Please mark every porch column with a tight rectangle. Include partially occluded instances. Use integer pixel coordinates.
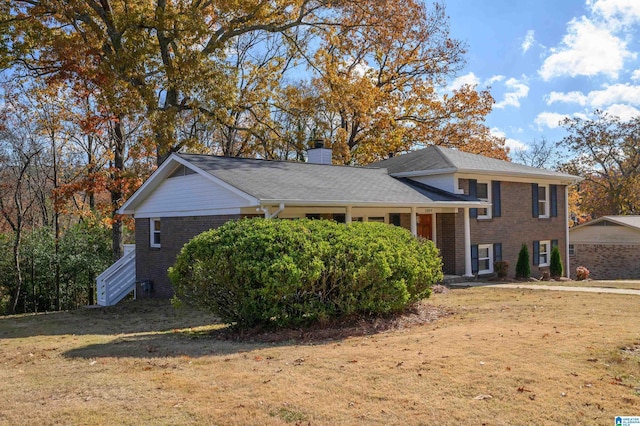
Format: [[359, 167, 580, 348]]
[[431, 213, 437, 246], [345, 206, 352, 224], [410, 207, 417, 236], [464, 207, 473, 277]]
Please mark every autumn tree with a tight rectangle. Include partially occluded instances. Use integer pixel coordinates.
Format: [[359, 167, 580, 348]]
[[0, 121, 45, 313], [281, 1, 507, 164], [559, 111, 640, 218], [512, 137, 562, 169]]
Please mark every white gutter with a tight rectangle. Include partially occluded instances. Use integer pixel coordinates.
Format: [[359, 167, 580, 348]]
[[258, 199, 490, 209], [390, 168, 581, 185]]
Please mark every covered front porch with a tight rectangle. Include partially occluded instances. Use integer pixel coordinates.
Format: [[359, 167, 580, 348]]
[[248, 203, 482, 278]]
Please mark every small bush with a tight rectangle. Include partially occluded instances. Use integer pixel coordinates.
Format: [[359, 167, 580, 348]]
[[169, 218, 443, 329], [576, 266, 590, 281], [549, 245, 563, 277], [515, 243, 531, 279], [494, 260, 509, 278]]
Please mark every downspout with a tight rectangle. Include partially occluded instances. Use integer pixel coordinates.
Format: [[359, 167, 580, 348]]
[[565, 186, 570, 278], [463, 207, 473, 277], [261, 203, 285, 219]]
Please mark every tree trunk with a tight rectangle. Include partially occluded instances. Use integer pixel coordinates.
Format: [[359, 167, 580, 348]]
[[111, 117, 125, 261]]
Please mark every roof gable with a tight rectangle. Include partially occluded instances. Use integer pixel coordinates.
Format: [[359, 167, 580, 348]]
[[372, 145, 581, 183], [571, 215, 640, 232]]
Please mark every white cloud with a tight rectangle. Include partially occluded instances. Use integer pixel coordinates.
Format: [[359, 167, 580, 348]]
[[546, 84, 640, 107], [449, 72, 480, 91], [632, 69, 640, 81], [534, 112, 568, 129], [490, 127, 528, 151], [588, 83, 640, 106], [538, 16, 635, 80], [495, 78, 529, 109], [603, 103, 640, 120], [589, 0, 640, 27], [485, 75, 505, 85], [546, 91, 588, 106], [521, 30, 535, 54]]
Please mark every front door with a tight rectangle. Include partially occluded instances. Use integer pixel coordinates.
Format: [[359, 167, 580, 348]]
[[417, 214, 432, 240]]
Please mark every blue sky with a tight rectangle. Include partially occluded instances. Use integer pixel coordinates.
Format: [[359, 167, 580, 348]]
[[444, 0, 640, 156]]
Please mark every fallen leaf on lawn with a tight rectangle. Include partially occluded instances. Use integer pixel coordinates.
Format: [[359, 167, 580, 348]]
[[474, 394, 492, 400], [517, 386, 532, 393]]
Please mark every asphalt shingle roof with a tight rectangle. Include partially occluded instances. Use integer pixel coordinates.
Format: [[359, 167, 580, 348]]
[[372, 145, 579, 181], [177, 153, 459, 205]]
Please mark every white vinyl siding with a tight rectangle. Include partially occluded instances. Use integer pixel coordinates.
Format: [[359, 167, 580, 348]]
[[409, 174, 456, 194], [135, 174, 251, 217]]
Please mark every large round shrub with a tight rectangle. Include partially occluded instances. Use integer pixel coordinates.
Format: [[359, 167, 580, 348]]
[[168, 218, 443, 328]]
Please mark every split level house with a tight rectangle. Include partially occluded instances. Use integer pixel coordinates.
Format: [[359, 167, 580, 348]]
[[96, 144, 581, 306]]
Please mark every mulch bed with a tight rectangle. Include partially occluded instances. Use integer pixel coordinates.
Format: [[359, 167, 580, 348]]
[[208, 301, 456, 344]]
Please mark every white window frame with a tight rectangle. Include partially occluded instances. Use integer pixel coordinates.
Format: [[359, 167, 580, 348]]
[[569, 244, 575, 256], [478, 243, 494, 274], [539, 240, 550, 267], [150, 218, 161, 248], [538, 184, 549, 218], [476, 180, 492, 219]]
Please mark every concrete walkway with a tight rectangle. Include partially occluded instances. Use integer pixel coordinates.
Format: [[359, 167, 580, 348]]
[[449, 282, 640, 296]]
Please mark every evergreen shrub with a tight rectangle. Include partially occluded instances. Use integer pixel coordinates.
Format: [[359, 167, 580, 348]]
[[515, 243, 531, 279], [549, 245, 563, 277], [169, 218, 443, 328]]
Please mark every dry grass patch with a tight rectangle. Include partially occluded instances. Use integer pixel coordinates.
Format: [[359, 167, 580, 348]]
[[1, 289, 639, 425]]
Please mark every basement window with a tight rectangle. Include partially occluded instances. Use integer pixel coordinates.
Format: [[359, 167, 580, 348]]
[[150, 218, 161, 248]]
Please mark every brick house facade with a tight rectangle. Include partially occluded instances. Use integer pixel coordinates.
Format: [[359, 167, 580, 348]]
[[107, 145, 579, 303], [447, 180, 567, 276], [136, 215, 245, 298]]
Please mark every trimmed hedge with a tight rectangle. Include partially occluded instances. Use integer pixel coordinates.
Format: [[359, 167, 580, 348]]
[[169, 218, 443, 328]]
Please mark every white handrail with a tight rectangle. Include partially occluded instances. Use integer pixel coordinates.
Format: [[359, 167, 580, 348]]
[[96, 248, 136, 306]]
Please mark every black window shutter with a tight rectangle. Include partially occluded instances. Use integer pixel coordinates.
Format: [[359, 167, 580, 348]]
[[533, 241, 540, 266], [494, 243, 502, 262], [552, 239, 558, 248], [550, 185, 558, 217], [532, 183, 539, 218], [492, 181, 501, 217], [471, 244, 479, 273], [469, 179, 478, 218]]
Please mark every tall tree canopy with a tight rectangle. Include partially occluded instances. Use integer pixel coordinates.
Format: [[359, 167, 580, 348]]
[[560, 110, 640, 220], [2, 0, 506, 164]]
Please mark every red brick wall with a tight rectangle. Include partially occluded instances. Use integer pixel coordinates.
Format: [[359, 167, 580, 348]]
[[135, 215, 247, 298], [570, 244, 640, 279], [452, 180, 568, 278]]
